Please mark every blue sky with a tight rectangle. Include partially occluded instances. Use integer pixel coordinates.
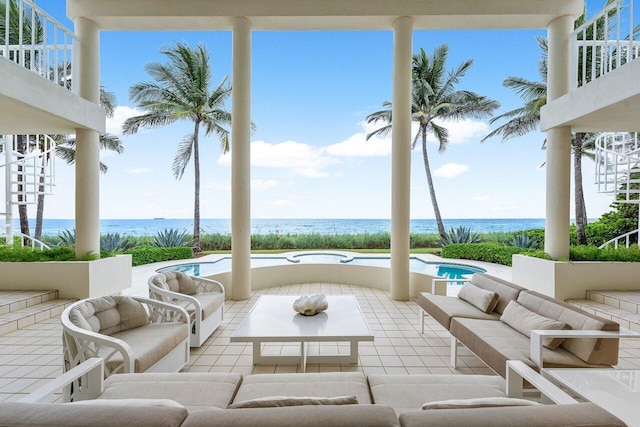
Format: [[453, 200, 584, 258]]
[[39, 0, 617, 220]]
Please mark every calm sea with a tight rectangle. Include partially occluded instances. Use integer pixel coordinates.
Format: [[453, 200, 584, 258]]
[[17, 218, 546, 237]]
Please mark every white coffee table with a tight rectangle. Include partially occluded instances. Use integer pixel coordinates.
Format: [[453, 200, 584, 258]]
[[230, 295, 374, 372], [543, 368, 640, 427]]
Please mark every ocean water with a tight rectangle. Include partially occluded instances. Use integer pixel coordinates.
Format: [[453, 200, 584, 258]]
[[17, 218, 546, 237]]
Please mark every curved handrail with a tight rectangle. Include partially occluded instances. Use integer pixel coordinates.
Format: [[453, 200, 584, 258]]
[[599, 229, 640, 249]]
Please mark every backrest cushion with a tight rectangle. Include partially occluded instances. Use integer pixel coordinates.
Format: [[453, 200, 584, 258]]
[[161, 271, 198, 295], [69, 296, 149, 336], [500, 301, 570, 349], [469, 273, 525, 314], [517, 290, 619, 365], [457, 283, 499, 314]]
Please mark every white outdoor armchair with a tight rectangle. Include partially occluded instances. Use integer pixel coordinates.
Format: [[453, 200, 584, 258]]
[[61, 295, 190, 380], [149, 271, 225, 347]]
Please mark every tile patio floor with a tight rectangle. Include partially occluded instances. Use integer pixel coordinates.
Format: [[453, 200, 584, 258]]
[[2, 256, 640, 403]]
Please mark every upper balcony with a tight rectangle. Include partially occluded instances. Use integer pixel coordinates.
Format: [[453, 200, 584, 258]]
[[541, 0, 640, 132], [0, 0, 104, 135]]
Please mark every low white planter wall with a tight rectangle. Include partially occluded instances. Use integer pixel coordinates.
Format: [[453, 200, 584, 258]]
[[512, 254, 640, 301], [0, 255, 132, 299], [207, 263, 437, 299]]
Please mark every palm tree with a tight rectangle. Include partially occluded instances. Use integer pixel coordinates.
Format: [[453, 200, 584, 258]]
[[366, 45, 499, 239], [123, 42, 232, 253]]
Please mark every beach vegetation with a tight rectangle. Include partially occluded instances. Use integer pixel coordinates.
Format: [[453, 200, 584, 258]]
[[100, 233, 133, 253], [441, 226, 481, 247], [125, 245, 193, 266], [366, 45, 499, 239], [123, 42, 233, 254], [153, 228, 191, 247], [507, 233, 540, 249], [57, 228, 76, 245], [441, 243, 530, 266], [0, 246, 101, 262]]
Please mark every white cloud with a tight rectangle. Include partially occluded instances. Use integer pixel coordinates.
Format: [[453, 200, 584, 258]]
[[472, 195, 490, 201], [106, 106, 143, 136], [126, 167, 152, 174], [434, 163, 469, 179], [326, 121, 392, 157], [492, 205, 520, 212], [218, 140, 339, 178], [433, 118, 490, 145], [251, 179, 278, 190]]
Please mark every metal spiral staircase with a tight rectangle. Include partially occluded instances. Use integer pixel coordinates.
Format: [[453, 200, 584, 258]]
[[0, 134, 55, 249], [594, 132, 640, 248]]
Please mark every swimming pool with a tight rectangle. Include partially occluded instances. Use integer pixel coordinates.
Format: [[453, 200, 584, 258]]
[[158, 253, 485, 280]]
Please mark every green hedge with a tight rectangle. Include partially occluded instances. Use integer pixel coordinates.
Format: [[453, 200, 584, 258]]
[[0, 246, 102, 262], [440, 243, 531, 266], [125, 246, 193, 266], [569, 245, 640, 262]]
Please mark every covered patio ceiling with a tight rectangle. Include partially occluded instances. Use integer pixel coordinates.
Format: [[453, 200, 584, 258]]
[[67, 0, 584, 31]]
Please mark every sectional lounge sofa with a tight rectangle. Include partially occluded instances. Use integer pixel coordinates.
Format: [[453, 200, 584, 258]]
[[419, 273, 621, 377], [0, 358, 626, 427]]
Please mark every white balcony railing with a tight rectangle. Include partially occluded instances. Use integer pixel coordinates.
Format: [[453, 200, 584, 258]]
[[571, 0, 638, 88], [1, 0, 76, 89]]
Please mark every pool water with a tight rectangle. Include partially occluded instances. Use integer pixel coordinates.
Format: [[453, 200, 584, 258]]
[[159, 254, 485, 280]]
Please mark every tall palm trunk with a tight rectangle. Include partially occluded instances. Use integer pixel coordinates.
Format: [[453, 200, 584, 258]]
[[193, 120, 201, 253], [421, 129, 446, 239], [16, 135, 30, 245], [574, 132, 588, 245]]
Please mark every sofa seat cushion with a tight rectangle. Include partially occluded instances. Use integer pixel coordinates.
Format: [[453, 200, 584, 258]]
[[181, 405, 401, 427], [368, 374, 505, 414], [100, 372, 242, 411], [398, 403, 626, 427], [419, 293, 500, 330], [103, 323, 188, 373], [177, 292, 224, 319], [0, 401, 188, 427], [517, 290, 619, 365], [233, 372, 372, 405], [450, 318, 604, 378]]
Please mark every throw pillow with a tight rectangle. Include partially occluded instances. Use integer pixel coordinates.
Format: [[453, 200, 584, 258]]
[[228, 395, 358, 409], [70, 398, 184, 408], [420, 397, 542, 410], [457, 283, 499, 313], [500, 301, 571, 349]]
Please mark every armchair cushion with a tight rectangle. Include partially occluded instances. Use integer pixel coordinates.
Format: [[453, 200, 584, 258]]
[[69, 296, 150, 336], [177, 293, 225, 319], [159, 271, 198, 295], [105, 323, 189, 373]]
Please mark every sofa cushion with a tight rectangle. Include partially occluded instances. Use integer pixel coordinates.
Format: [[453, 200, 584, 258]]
[[517, 290, 619, 365], [420, 397, 541, 410], [177, 292, 225, 319], [182, 405, 401, 427], [102, 323, 188, 373], [418, 293, 500, 330], [500, 301, 570, 349], [469, 273, 525, 314], [458, 283, 499, 313], [450, 318, 604, 377], [398, 403, 626, 427], [233, 372, 372, 405], [0, 402, 188, 427], [101, 372, 242, 411], [69, 296, 149, 336], [228, 395, 358, 409], [70, 398, 184, 408], [368, 374, 505, 414]]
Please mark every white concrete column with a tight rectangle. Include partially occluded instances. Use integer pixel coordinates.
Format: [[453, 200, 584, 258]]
[[74, 18, 101, 258], [390, 16, 413, 301], [231, 17, 252, 300], [544, 15, 573, 259]]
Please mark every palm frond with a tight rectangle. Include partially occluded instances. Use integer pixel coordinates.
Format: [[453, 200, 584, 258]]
[[172, 134, 195, 179]]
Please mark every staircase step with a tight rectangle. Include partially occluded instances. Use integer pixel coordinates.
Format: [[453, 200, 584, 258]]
[[586, 290, 640, 314], [0, 291, 76, 336], [567, 298, 640, 333]]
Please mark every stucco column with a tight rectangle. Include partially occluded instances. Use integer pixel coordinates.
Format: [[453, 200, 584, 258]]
[[544, 15, 573, 259], [231, 17, 252, 300], [74, 18, 101, 258], [390, 16, 413, 301]]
